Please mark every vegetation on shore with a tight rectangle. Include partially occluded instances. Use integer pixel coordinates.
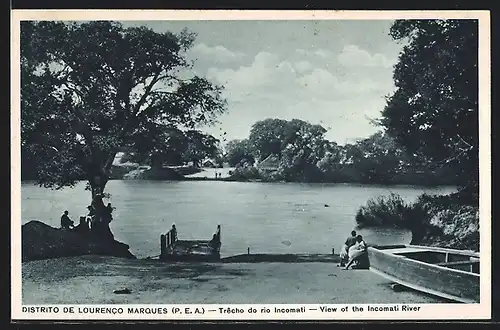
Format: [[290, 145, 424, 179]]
[[221, 128, 458, 186], [355, 193, 479, 251], [353, 19, 479, 250]]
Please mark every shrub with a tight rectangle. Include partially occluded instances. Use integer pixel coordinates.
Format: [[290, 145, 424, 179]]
[[355, 193, 413, 228], [355, 191, 479, 251], [228, 165, 261, 181]]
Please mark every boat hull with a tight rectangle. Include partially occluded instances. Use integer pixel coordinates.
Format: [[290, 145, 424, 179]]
[[368, 245, 480, 303]]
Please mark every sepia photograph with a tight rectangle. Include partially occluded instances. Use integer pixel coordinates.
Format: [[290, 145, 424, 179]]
[[12, 10, 490, 320]]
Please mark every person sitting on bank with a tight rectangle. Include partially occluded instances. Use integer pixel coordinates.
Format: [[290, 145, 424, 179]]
[[86, 205, 98, 231], [105, 203, 114, 223], [73, 216, 90, 234], [60, 210, 74, 230], [344, 235, 368, 270], [208, 234, 221, 252], [171, 224, 177, 243], [339, 230, 357, 267]]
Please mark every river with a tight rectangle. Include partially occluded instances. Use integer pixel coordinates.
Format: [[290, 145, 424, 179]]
[[20, 180, 455, 258]]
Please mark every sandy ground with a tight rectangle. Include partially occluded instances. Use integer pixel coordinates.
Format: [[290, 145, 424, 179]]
[[184, 167, 234, 179], [21, 256, 445, 304]]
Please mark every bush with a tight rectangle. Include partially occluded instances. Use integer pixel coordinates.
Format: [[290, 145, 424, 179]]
[[355, 193, 414, 228], [228, 165, 262, 181], [355, 191, 479, 251]]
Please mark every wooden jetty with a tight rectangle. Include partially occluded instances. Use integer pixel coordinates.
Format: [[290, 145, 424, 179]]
[[159, 224, 221, 262]]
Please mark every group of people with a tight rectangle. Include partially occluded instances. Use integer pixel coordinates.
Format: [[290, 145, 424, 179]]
[[60, 199, 115, 238], [339, 230, 368, 270]]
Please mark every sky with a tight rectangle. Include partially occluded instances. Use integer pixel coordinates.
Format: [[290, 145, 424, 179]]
[[120, 20, 405, 145]]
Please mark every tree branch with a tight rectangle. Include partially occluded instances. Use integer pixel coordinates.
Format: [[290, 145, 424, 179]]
[[131, 71, 163, 117]]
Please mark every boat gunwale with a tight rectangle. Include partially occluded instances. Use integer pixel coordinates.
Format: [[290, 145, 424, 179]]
[[369, 268, 478, 304], [368, 245, 480, 278]]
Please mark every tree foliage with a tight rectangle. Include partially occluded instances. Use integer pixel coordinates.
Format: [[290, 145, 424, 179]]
[[224, 139, 255, 166], [247, 118, 289, 161], [240, 117, 458, 185], [181, 130, 219, 167], [21, 21, 226, 196], [380, 19, 478, 191]]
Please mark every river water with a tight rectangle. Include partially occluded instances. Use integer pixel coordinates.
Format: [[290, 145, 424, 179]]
[[20, 180, 455, 258]]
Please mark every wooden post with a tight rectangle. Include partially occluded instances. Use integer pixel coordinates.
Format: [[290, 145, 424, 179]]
[[166, 232, 170, 247], [247, 247, 250, 255], [160, 234, 166, 260]]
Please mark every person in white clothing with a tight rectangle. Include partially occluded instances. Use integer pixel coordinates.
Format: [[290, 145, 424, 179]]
[[344, 235, 368, 270]]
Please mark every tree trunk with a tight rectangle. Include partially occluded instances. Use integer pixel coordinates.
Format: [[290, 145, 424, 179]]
[[89, 172, 114, 241]]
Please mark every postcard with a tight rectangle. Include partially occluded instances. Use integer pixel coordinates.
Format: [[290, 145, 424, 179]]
[[11, 9, 491, 321]]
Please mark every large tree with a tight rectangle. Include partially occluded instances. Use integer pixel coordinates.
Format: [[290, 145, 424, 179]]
[[380, 19, 478, 195], [21, 21, 226, 225], [180, 130, 219, 167], [247, 118, 288, 161], [224, 139, 255, 166]]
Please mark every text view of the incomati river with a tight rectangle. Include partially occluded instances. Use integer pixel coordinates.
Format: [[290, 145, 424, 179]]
[[21, 181, 456, 304]]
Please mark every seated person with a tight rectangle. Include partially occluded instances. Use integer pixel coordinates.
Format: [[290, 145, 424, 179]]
[[339, 230, 357, 267], [208, 234, 221, 252], [60, 210, 74, 229], [73, 216, 90, 234], [344, 235, 368, 270]]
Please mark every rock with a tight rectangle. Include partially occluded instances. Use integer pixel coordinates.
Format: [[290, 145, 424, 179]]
[[390, 283, 406, 292], [22, 220, 136, 262], [324, 204, 330, 207], [113, 288, 132, 294]]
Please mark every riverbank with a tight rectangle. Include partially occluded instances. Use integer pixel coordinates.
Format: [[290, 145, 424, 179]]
[[22, 255, 444, 304], [355, 192, 479, 252], [22, 220, 136, 262], [101, 162, 459, 187]]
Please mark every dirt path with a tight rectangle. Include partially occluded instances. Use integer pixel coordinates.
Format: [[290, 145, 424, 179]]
[[22, 256, 445, 304]]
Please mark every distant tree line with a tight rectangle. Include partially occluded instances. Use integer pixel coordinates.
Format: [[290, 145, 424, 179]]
[[223, 118, 460, 186]]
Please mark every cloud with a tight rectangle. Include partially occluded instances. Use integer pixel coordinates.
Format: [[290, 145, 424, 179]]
[[296, 48, 332, 59], [337, 45, 396, 68], [314, 49, 331, 58], [295, 46, 396, 68], [203, 51, 395, 143], [298, 68, 392, 95], [293, 60, 313, 74], [189, 43, 245, 62], [207, 51, 393, 104], [206, 51, 280, 93]]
